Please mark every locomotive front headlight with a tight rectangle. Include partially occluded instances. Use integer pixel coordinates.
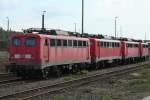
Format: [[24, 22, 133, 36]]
[[25, 54, 32, 59], [14, 54, 21, 58]]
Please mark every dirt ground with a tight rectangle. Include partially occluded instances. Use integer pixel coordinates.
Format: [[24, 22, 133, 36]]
[[50, 66, 150, 100], [1, 51, 150, 100], [0, 51, 8, 73]]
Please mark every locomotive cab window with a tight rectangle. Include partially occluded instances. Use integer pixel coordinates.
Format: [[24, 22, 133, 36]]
[[128, 44, 131, 48], [86, 42, 89, 46], [107, 42, 109, 48], [68, 40, 72, 47], [25, 37, 36, 46], [100, 42, 104, 47], [56, 39, 62, 46], [114, 42, 117, 48], [44, 39, 48, 46], [73, 40, 77, 47], [63, 40, 67, 47], [104, 42, 107, 48], [143, 44, 148, 48], [110, 42, 112, 48], [112, 43, 115, 48], [135, 44, 138, 47], [12, 37, 21, 46], [83, 41, 86, 47], [117, 43, 120, 47], [78, 41, 82, 47], [50, 39, 56, 47]]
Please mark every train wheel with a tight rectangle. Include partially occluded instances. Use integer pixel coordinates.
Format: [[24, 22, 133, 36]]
[[42, 69, 49, 79], [94, 63, 98, 70], [54, 66, 62, 77], [85, 63, 90, 70], [72, 64, 79, 73]]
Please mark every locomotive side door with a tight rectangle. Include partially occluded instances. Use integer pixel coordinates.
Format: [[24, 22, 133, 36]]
[[89, 38, 96, 64], [121, 42, 127, 59], [139, 43, 143, 57], [43, 38, 49, 62], [126, 43, 128, 56], [98, 41, 100, 59]]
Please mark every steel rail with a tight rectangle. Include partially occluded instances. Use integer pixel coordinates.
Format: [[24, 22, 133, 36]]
[[0, 77, 21, 85], [21, 62, 150, 100], [0, 73, 13, 78], [0, 61, 149, 100], [0, 80, 25, 88]]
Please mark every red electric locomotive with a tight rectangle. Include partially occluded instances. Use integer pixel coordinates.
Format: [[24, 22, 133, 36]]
[[90, 38, 122, 67], [9, 33, 91, 78], [140, 43, 149, 60], [122, 41, 149, 63], [122, 41, 140, 62]]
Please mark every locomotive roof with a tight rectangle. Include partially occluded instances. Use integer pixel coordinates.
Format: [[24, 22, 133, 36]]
[[10, 33, 146, 44], [141, 42, 148, 45], [124, 41, 140, 44], [94, 38, 121, 43], [39, 34, 89, 41], [10, 33, 89, 41]]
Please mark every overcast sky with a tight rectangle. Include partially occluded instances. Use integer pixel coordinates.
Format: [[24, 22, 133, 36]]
[[0, 0, 150, 39]]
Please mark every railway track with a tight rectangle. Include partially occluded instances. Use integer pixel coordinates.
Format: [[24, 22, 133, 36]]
[[0, 61, 149, 100], [0, 72, 21, 85], [0, 79, 24, 88], [0, 73, 23, 89], [0, 73, 13, 78], [0, 77, 21, 85]]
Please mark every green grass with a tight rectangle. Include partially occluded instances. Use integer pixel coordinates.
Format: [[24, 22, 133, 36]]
[[128, 68, 150, 93], [64, 75, 74, 81], [129, 79, 148, 86], [0, 58, 7, 64], [64, 70, 89, 81], [76, 69, 88, 76], [80, 70, 89, 75], [53, 96, 65, 100], [0, 57, 7, 63], [102, 95, 113, 100]]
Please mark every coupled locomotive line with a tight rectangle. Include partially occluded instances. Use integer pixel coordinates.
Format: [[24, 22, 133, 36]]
[[0, 61, 149, 100], [9, 33, 149, 80]]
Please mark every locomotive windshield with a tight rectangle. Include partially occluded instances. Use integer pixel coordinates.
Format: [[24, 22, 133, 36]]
[[12, 37, 21, 46], [25, 37, 36, 46]]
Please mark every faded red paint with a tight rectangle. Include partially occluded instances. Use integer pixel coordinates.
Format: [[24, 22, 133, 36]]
[[9, 33, 90, 66]]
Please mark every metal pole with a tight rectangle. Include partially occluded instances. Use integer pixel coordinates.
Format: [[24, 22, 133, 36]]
[[74, 23, 76, 33], [6, 17, 9, 31], [120, 26, 122, 37], [82, 0, 84, 34], [145, 33, 147, 41], [42, 11, 46, 30], [115, 17, 118, 38]]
